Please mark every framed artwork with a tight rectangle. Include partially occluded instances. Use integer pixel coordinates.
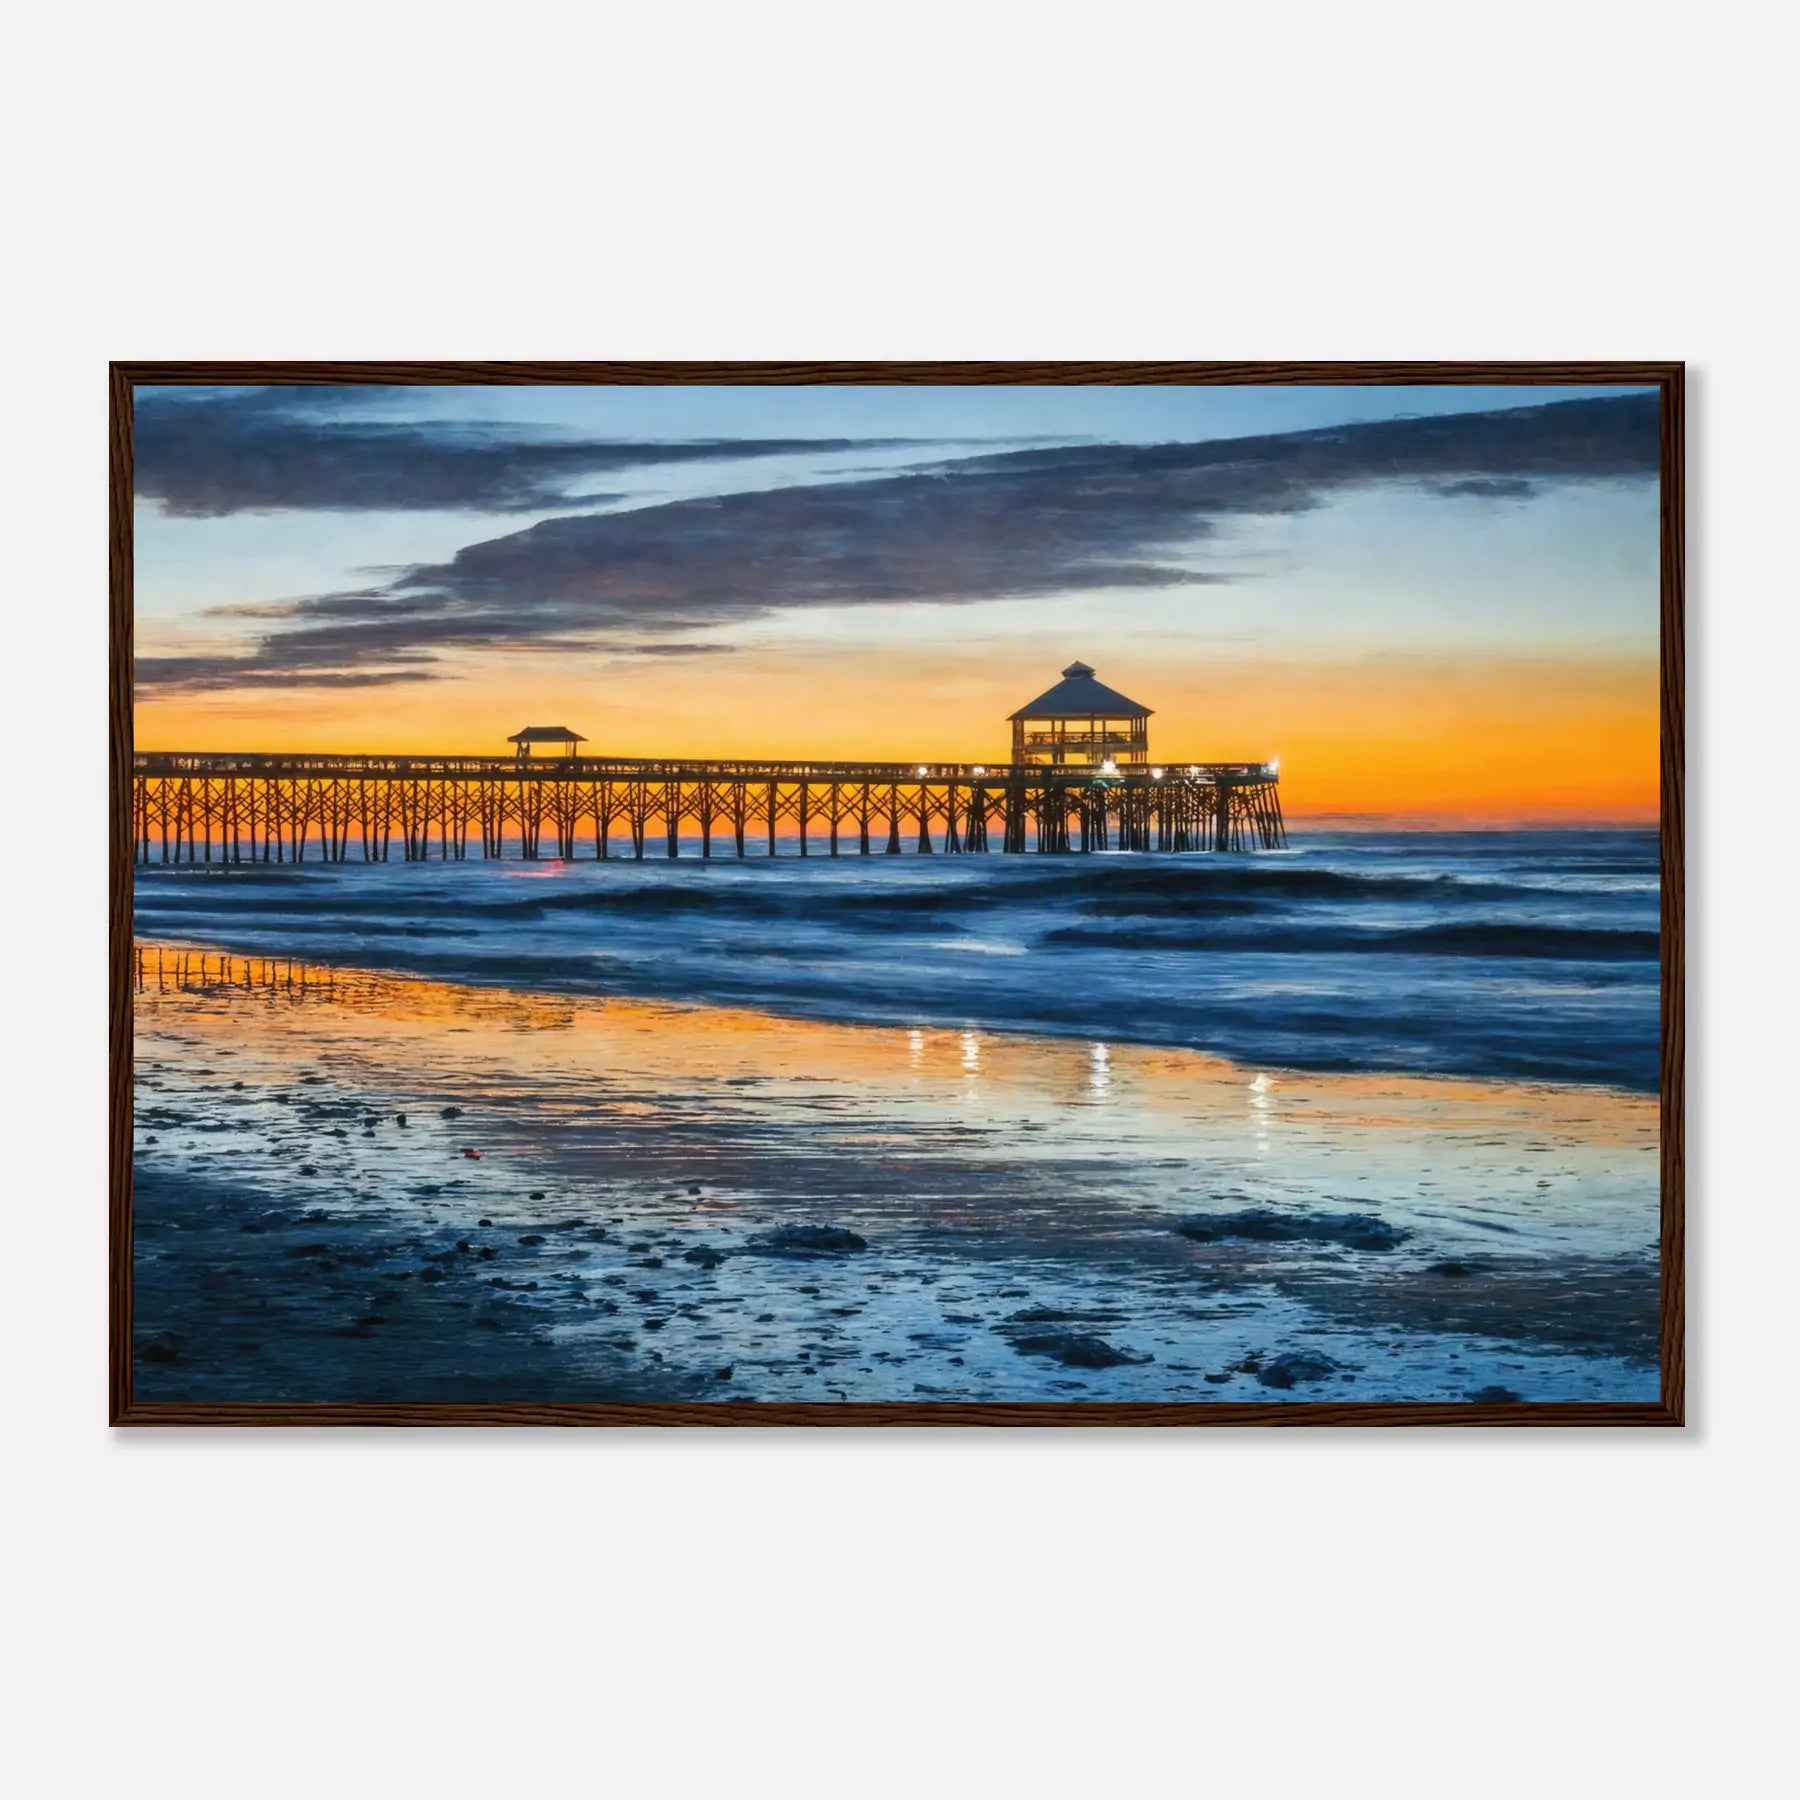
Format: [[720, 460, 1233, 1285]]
[[110, 361, 1683, 1425]]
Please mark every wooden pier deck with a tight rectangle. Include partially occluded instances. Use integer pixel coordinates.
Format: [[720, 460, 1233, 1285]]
[[131, 751, 1286, 863]]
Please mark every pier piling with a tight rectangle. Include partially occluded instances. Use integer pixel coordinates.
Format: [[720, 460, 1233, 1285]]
[[132, 753, 1286, 864]]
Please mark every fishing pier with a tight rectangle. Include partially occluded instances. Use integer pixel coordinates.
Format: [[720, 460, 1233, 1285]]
[[131, 663, 1286, 863]]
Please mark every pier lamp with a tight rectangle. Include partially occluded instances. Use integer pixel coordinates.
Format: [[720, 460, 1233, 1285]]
[[1186, 765, 1200, 776], [916, 765, 929, 777], [972, 765, 986, 777], [1151, 767, 1164, 779], [1101, 758, 1117, 775], [1269, 757, 1280, 775]]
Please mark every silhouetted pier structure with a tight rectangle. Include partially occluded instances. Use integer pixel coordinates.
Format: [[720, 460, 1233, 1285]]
[[132, 750, 1285, 863], [133, 664, 1284, 864]]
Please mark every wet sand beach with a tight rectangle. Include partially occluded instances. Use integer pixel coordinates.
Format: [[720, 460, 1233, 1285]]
[[132, 943, 1660, 1405]]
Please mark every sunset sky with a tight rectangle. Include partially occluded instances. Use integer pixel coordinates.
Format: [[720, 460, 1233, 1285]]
[[133, 383, 1662, 823]]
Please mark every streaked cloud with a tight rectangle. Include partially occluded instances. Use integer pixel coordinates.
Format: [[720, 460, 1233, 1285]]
[[138, 393, 1659, 694], [133, 385, 912, 517]]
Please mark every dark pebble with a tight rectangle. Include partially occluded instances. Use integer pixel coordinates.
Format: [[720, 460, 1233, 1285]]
[[518, 1234, 545, 1247], [1256, 1352, 1343, 1390], [1175, 1208, 1407, 1252], [1012, 1333, 1152, 1370], [745, 1225, 869, 1258]]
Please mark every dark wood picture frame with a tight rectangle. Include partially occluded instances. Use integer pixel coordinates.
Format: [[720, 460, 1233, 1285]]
[[109, 360, 1685, 1427]]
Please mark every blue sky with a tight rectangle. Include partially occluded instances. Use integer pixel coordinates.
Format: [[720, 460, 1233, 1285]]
[[135, 381, 1659, 665]]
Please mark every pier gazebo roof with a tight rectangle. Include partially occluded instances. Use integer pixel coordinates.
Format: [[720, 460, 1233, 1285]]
[[507, 725, 588, 745], [1009, 662, 1153, 721]]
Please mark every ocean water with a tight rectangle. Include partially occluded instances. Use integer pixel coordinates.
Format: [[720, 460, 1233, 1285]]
[[135, 829, 1661, 1091]]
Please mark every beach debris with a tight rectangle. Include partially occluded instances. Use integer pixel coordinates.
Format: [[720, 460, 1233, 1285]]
[[1011, 1333, 1152, 1370], [461, 1148, 483, 1159], [743, 1225, 870, 1258], [396, 1113, 407, 1126], [694, 1199, 739, 1211], [518, 1233, 545, 1247], [1467, 1385, 1521, 1403], [1425, 1259, 1479, 1278], [140, 1331, 185, 1364], [528, 1190, 545, 1200], [1255, 1351, 1343, 1389], [715, 1366, 734, 1380], [477, 1218, 492, 1228], [1174, 1208, 1407, 1251], [442, 1106, 464, 1119], [684, 1246, 728, 1268], [688, 1186, 702, 1195], [297, 1164, 318, 1177]]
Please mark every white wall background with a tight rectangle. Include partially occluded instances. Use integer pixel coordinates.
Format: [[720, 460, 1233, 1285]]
[[5, 4, 1792, 1794]]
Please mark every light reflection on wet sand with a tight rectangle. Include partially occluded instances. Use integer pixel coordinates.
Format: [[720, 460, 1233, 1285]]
[[132, 943, 1660, 1403]]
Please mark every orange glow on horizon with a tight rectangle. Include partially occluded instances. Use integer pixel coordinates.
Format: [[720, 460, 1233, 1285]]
[[135, 646, 1659, 827]]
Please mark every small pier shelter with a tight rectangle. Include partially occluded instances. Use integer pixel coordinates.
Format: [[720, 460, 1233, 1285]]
[[508, 725, 588, 759]]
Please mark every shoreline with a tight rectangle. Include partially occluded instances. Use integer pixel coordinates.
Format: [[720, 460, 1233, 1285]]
[[131, 939, 1660, 1404], [129, 894, 1662, 1099]]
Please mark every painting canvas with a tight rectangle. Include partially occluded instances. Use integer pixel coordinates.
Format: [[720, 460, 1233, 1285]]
[[112, 363, 1682, 1423]]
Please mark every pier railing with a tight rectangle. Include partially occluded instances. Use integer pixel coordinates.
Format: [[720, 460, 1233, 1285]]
[[131, 750, 1285, 863], [135, 751, 1277, 783]]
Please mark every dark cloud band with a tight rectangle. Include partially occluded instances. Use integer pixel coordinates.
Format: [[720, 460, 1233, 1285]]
[[133, 385, 912, 517], [138, 393, 1659, 695]]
